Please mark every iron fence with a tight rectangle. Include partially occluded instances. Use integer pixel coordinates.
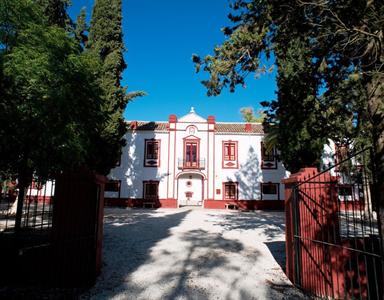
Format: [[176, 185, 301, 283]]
[[291, 147, 383, 299], [0, 170, 105, 288], [0, 178, 55, 234]]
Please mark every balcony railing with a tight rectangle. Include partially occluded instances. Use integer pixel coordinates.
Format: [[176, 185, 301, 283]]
[[178, 158, 205, 170]]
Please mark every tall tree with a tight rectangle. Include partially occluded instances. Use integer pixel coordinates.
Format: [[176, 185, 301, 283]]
[[193, 0, 382, 172], [0, 0, 104, 225], [240, 107, 265, 122], [88, 0, 144, 175], [194, 0, 384, 237], [37, 0, 70, 27]]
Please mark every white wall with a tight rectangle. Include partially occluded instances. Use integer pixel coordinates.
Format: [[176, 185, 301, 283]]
[[107, 120, 290, 202], [107, 130, 170, 199], [213, 134, 289, 201]]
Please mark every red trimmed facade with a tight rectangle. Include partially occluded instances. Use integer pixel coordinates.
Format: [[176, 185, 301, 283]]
[[105, 108, 288, 210]]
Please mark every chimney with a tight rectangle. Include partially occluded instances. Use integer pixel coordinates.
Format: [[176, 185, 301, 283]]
[[168, 114, 177, 123], [207, 115, 215, 124], [245, 123, 252, 132], [130, 121, 138, 130]]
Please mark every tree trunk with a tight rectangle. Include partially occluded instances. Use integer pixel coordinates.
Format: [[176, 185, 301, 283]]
[[10, 164, 32, 233], [14, 175, 28, 232], [367, 73, 384, 244]]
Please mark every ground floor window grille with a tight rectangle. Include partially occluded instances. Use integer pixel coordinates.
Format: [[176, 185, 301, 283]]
[[261, 183, 278, 195], [224, 182, 238, 200], [143, 181, 159, 200], [105, 180, 121, 193]]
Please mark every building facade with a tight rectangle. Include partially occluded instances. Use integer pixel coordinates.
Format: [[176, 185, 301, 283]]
[[105, 108, 289, 209]]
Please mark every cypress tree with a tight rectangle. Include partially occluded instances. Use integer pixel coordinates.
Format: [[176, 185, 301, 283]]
[[88, 0, 144, 175], [37, 0, 70, 27]]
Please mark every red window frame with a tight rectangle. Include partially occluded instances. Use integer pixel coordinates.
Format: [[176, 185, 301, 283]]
[[222, 141, 238, 169], [144, 139, 160, 167], [143, 181, 159, 200], [223, 142, 236, 161], [183, 138, 200, 168], [223, 182, 238, 200]]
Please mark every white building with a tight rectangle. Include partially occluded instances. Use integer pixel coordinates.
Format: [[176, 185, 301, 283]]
[[105, 108, 289, 209]]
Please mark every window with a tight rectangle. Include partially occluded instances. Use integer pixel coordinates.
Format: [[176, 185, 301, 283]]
[[224, 142, 236, 161], [31, 180, 43, 190], [223, 141, 238, 168], [335, 144, 349, 163], [261, 183, 278, 195], [184, 139, 199, 168], [143, 181, 159, 199], [261, 142, 275, 161], [105, 180, 121, 193], [224, 182, 238, 200], [338, 184, 353, 202], [144, 139, 160, 167], [261, 142, 277, 169]]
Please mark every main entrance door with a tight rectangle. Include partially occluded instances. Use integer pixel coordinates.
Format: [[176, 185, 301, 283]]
[[177, 173, 203, 206]]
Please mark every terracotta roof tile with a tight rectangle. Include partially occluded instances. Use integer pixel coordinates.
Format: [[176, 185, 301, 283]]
[[127, 121, 263, 134], [215, 123, 263, 134]]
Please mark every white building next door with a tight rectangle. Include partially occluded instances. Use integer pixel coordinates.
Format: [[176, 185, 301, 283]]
[[177, 174, 203, 206]]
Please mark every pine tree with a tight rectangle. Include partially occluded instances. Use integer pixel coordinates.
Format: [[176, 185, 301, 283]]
[[88, 0, 144, 175]]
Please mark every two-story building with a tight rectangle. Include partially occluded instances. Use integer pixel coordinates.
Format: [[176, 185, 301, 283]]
[[105, 108, 289, 209]]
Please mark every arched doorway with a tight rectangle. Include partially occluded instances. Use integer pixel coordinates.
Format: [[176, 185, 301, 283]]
[[177, 173, 204, 206]]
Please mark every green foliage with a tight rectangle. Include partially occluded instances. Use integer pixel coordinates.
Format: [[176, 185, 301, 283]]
[[37, 0, 70, 27], [88, 0, 145, 175], [74, 8, 88, 48], [240, 107, 265, 123], [0, 0, 103, 180], [194, 0, 383, 173]]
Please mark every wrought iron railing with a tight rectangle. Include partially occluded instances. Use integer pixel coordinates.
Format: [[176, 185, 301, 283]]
[[178, 158, 206, 169]]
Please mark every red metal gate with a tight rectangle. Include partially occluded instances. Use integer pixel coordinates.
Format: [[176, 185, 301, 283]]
[[284, 148, 383, 299], [0, 168, 106, 288]]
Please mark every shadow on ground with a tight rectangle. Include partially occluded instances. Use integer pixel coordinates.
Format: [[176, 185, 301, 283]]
[[80, 208, 308, 300], [208, 210, 285, 240]]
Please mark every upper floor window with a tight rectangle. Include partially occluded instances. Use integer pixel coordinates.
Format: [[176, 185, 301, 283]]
[[261, 142, 277, 169], [224, 182, 238, 200], [144, 139, 160, 167], [184, 139, 200, 168], [223, 141, 238, 168]]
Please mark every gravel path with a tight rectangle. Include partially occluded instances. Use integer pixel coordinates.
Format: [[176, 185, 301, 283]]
[[82, 208, 307, 300]]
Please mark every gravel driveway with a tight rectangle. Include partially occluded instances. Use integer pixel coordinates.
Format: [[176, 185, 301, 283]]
[[82, 207, 306, 300]]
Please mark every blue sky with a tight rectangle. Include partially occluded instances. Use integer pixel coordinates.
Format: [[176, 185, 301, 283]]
[[68, 0, 277, 122]]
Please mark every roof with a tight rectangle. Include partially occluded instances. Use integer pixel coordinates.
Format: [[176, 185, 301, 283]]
[[132, 121, 168, 131], [215, 123, 264, 134], [127, 121, 263, 134], [178, 107, 207, 123]]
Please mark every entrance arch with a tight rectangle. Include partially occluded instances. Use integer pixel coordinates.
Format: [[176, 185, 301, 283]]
[[176, 173, 204, 207]]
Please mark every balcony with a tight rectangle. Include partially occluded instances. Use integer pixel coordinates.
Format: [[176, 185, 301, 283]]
[[178, 158, 206, 170]]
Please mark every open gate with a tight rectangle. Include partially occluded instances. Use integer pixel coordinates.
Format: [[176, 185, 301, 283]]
[[285, 147, 384, 299], [0, 168, 106, 290]]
